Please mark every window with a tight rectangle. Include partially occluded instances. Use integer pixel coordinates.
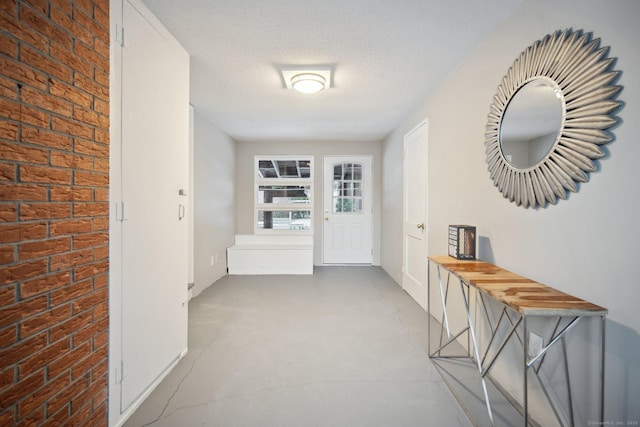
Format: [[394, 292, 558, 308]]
[[255, 156, 313, 232], [332, 162, 363, 213]]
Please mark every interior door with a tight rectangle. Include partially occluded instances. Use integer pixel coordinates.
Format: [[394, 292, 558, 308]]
[[403, 121, 429, 309], [323, 156, 373, 264], [120, 0, 189, 411]]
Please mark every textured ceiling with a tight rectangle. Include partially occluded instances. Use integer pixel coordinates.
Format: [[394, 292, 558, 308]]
[[141, 0, 523, 142]]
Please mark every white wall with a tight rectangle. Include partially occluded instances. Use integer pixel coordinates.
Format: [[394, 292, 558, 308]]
[[381, 0, 639, 422], [193, 111, 236, 297], [235, 140, 382, 266]]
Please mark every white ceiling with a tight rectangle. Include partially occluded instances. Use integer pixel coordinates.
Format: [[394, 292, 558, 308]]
[[141, 0, 523, 142]]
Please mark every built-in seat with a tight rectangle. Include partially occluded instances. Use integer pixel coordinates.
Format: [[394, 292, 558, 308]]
[[226, 234, 313, 275]]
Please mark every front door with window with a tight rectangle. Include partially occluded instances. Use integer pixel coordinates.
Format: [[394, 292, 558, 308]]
[[323, 156, 373, 264]]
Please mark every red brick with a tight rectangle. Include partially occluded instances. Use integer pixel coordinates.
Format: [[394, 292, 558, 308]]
[[49, 248, 92, 271], [74, 171, 107, 187], [0, 141, 48, 165], [91, 217, 107, 231], [0, 119, 19, 140], [94, 38, 108, 60], [51, 116, 93, 139], [50, 219, 91, 236], [72, 0, 92, 15], [19, 304, 71, 338], [70, 316, 100, 345], [72, 345, 106, 381], [0, 324, 17, 348], [20, 5, 72, 49], [0, 406, 14, 426], [19, 45, 72, 84], [73, 107, 108, 128], [20, 271, 71, 298], [0, 245, 15, 265], [67, 400, 91, 426], [42, 404, 70, 427], [74, 39, 108, 70], [19, 104, 51, 128], [17, 338, 70, 379], [0, 183, 48, 201], [73, 73, 107, 101], [22, 0, 48, 15], [72, 287, 106, 314], [49, 310, 92, 342], [73, 232, 107, 250], [93, 329, 107, 351], [93, 187, 108, 202], [93, 274, 107, 289], [19, 203, 71, 221], [74, 8, 108, 46], [93, 98, 108, 116], [0, 365, 15, 393], [0, 295, 47, 329], [0, 331, 46, 368], [92, 245, 107, 261], [0, 284, 16, 306], [94, 128, 108, 144], [0, 259, 47, 286], [50, 186, 93, 202], [20, 85, 72, 117], [50, 42, 93, 78], [17, 369, 69, 418], [93, 301, 107, 319], [18, 236, 71, 260], [22, 126, 73, 150], [0, 222, 47, 244], [19, 164, 72, 185], [72, 202, 107, 218], [47, 340, 89, 380], [0, 97, 21, 120], [0, 57, 48, 91], [73, 260, 107, 281], [74, 139, 108, 158], [0, 14, 47, 53], [50, 5, 92, 47], [50, 152, 93, 171], [91, 356, 107, 381], [48, 79, 92, 109], [0, 0, 17, 17], [47, 372, 90, 417], [0, 162, 16, 181], [49, 279, 91, 307], [0, 369, 44, 412], [0, 205, 17, 222], [0, 33, 18, 58], [0, 76, 18, 100], [17, 406, 46, 427], [50, 0, 71, 17]]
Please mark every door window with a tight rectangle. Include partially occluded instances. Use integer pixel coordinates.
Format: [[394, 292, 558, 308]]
[[332, 162, 363, 214]]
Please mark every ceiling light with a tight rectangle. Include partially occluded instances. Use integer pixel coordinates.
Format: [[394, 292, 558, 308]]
[[281, 67, 332, 94], [291, 73, 325, 94]]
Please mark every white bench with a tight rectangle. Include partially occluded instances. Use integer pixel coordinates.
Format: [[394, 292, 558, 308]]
[[226, 234, 314, 275]]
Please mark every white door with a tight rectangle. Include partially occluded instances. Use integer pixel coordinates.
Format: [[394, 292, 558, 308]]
[[323, 156, 373, 264], [403, 121, 429, 309], [120, 0, 189, 411]]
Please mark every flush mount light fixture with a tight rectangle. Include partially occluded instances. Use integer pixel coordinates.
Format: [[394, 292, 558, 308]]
[[281, 67, 332, 94]]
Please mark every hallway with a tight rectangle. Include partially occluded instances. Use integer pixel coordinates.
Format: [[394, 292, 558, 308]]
[[124, 267, 472, 426]]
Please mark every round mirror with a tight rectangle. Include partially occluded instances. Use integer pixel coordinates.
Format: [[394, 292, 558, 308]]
[[485, 29, 621, 208], [500, 79, 563, 169]]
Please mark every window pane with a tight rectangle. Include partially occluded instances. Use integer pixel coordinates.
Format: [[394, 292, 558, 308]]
[[258, 185, 311, 204], [257, 210, 311, 230], [258, 159, 311, 179], [332, 162, 364, 214]]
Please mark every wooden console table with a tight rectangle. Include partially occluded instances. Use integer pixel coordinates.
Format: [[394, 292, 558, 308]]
[[427, 255, 607, 426]]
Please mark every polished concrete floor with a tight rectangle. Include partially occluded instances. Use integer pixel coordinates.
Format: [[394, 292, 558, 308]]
[[124, 267, 474, 427]]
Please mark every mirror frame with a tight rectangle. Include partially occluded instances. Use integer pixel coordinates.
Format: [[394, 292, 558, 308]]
[[485, 29, 621, 208]]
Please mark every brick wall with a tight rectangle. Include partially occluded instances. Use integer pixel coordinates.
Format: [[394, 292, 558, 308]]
[[0, 0, 109, 425]]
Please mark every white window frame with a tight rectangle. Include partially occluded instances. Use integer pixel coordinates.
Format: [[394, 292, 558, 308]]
[[254, 155, 314, 234]]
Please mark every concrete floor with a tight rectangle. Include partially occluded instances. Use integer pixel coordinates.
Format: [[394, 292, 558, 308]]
[[123, 267, 474, 427]]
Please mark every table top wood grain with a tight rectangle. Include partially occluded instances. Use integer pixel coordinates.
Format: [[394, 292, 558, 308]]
[[429, 255, 607, 316]]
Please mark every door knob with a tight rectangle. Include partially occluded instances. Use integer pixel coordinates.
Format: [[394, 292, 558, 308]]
[[325, 217, 329, 221], [417, 223, 425, 230]]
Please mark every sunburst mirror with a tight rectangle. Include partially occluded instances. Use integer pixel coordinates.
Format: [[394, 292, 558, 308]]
[[485, 29, 622, 208]]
